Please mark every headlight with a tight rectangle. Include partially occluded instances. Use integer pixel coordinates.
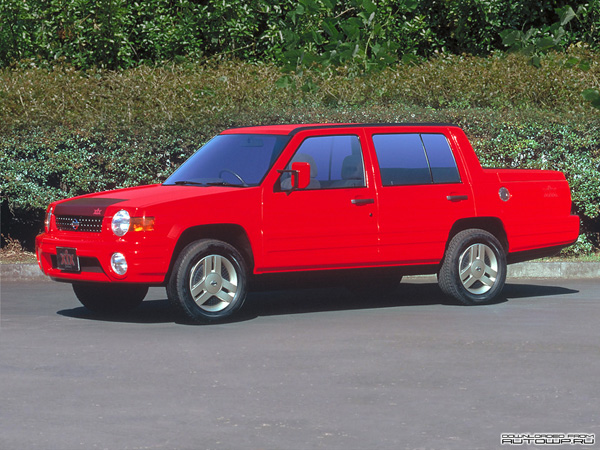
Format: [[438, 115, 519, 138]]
[[111, 210, 130, 236], [44, 206, 53, 232]]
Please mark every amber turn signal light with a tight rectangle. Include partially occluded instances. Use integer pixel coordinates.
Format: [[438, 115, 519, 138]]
[[130, 217, 155, 232]]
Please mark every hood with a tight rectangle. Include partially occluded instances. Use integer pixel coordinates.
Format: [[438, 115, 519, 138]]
[[53, 184, 246, 216]]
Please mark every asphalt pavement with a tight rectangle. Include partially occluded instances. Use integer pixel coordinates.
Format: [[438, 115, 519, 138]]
[[3, 260, 600, 281], [1, 276, 598, 450]]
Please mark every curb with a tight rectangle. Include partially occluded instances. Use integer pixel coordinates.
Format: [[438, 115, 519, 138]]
[[507, 261, 600, 279], [2, 262, 600, 282], [1, 264, 47, 281]]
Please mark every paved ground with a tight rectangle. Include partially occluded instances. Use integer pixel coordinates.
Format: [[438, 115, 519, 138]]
[[1, 277, 599, 450], [3, 261, 600, 281]]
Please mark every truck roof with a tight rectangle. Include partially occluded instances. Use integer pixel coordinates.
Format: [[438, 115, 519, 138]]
[[221, 123, 459, 136]]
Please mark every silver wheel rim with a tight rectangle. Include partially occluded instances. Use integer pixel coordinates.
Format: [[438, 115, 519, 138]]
[[189, 254, 239, 312], [458, 243, 499, 295]]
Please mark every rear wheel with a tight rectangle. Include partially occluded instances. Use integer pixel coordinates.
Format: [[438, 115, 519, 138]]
[[167, 239, 248, 324], [72, 283, 147, 313], [438, 229, 506, 305]]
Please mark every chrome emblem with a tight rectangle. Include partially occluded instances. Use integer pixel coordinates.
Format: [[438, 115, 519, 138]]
[[71, 219, 80, 230]]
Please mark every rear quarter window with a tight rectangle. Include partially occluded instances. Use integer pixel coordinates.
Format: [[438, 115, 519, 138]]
[[372, 133, 461, 186], [421, 134, 461, 184]]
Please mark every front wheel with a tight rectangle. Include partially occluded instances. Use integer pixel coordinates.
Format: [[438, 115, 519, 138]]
[[72, 283, 148, 313], [438, 229, 507, 305], [167, 239, 248, 324]]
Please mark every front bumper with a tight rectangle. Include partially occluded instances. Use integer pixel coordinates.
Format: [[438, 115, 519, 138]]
[[35, 231, 170, 285]]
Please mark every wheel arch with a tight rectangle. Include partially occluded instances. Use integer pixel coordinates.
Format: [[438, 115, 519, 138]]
[[446, 217, 508, 255], [165, 224, 254, 284]]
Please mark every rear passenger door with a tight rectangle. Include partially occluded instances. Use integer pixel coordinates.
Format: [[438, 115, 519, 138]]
[[369, 130, 475, 264]]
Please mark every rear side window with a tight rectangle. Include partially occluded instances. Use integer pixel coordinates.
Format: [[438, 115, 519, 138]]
[[372, 134, 430, 185], [373, 133, 460, 186]]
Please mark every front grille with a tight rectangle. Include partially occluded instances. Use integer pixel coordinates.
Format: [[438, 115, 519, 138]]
[[55, 215, 103, 233]]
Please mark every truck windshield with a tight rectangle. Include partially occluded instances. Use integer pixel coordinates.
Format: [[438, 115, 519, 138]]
[[164, 134, 290, 187]]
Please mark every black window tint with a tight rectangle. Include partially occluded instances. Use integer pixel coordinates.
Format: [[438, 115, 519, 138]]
[[372, 134, 431, 186], [421, 134, 461, 184], [282, 135, 365, 189]]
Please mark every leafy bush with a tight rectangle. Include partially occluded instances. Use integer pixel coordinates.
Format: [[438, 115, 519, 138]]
[[2, 50, 599, 132], [2, 0, 600, 70], [500, 5, 580, 67], [1, 56, 599, 253]]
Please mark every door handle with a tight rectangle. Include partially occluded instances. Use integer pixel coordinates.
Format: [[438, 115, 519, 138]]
[[351, 198, 375, 205], [446, 195, 469, 202]]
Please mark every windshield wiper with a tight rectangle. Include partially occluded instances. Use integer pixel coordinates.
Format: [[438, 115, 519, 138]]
[[170, 180, 207, 186], [167, 180, 247, 187], [204, 180, 246, 187]]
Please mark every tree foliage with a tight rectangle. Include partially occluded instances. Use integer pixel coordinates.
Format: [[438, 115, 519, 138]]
[[2, 0, 600, 70]]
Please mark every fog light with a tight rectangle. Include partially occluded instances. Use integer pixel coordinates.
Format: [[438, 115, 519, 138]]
[[111, 252, 128, 275]]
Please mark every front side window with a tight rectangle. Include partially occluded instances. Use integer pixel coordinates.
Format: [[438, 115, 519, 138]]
[[373, 133, 460, 186], [281, 135, 366, 190], [164, 134, 289, 187]]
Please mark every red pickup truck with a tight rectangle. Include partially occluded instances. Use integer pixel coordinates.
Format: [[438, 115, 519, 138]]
[[36, 123, 579, 323]]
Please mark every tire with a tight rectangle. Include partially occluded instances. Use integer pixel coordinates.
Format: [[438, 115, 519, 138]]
[[167, 239, 248, 324], [73, 283, 148, 313], [438, 229, 507, 305]]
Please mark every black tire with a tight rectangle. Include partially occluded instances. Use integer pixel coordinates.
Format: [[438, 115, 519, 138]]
[[167, 239, 248, 324], [72, 283, 148, 313], [438, 229, 507, 305]]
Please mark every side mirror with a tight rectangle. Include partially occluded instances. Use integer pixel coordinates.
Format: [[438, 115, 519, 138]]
[[291, 162, 311, 190], [279, 162, 311, 191]]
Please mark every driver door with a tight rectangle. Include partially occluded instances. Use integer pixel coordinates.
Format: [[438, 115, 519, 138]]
[[260, 129, 379, 272]]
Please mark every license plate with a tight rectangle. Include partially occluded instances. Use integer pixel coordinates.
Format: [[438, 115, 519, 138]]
[[56, 247, 80, 272]]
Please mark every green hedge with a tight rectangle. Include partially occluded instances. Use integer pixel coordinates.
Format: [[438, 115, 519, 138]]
[[1, 56, 599, 253], [2, 51, 599, 132]]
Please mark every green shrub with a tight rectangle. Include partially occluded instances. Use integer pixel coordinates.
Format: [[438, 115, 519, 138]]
[[1, 56, 599, 253], [2, 51, 599, 133]]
